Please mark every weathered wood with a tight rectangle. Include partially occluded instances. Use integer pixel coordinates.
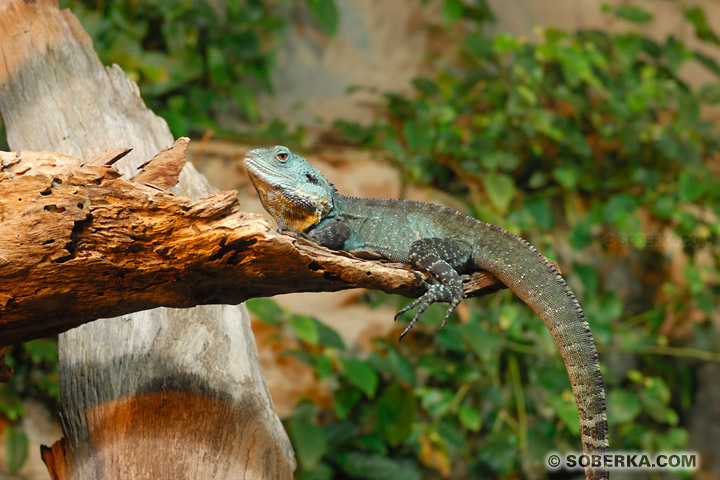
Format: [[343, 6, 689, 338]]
[[133, 137, 188, 189], [0, 0, 294, 478], [0, 142, 503, 347]]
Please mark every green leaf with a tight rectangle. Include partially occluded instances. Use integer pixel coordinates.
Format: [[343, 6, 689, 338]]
[[436, 419, 467, 450], [678, 172, 704, 202], [442, 0, 464, 23], [653, 194, 676, 220], [353, 434, 388, 455], [324, 420, 359, 449], [306, 0, 339, 36], [316, 320, 346, 350], [684, 6, 720, 45], [207, 45, 231, 86], [417, 387, 454, 417], [574, 263, 598, 295], [230, 84, 259, 122], [553, 392, 581, 435], [464, 33, 493, 59], [402, 120, 433, 154], [22, 339, 58, 364], [289, 414, 328, 470], [5, 426, 28, 474], [516, 85, 537, 105], [369, 345, 416, 385], [289, 315, 320, 345], [607, 388, 641, 425], [523, 198, 554, 230], [477, 431, 520, 475], [246, 298, 283, 326], [555, 45, 592, 87], [570, 220, 593, 249], [341, 358, 379, 398], [603, 193, 639, 228], [694, 51, 720, 77], [656, 427, 689, 450], [639, 376, 676, 425], [480, 151, 520, 171], [664, 36, 691, 72], [483, 173, 516, 212], [412, 77, 439, 96], [376, 384, 416, 445], [436, 324, 465, 353], [614, 5, 652, 24], [333, 387, 361, 419], [552, 165, 579, 189], [460, 321, 503, 362], [387, 347, 416, 385], [458, 405, 482, 432], [313, 354, 334, 379], [337, 452, 422, 480], [683, 263, 704, 296], [493, 33, 520, 54]]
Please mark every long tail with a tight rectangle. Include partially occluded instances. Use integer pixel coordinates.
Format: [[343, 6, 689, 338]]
[[474, 224, 609, 480]]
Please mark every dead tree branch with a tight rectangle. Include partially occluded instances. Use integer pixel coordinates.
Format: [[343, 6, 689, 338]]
[[0, 139, 503, 348]]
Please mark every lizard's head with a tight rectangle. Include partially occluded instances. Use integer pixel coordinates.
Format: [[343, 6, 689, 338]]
[[244, 145, 335, 232]]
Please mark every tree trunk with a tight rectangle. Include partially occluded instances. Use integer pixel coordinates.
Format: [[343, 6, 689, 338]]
[[0, 0, 295, 477]]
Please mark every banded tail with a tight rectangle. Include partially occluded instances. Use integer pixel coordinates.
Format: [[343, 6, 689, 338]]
[[473, 223, 609, 480]]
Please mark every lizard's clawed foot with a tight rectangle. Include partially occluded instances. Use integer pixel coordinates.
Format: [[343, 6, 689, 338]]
[[395, 283, 460, 341]]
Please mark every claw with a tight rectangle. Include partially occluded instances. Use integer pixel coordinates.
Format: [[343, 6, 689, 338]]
[[395, 282, 454, 341], [394, 295, 426, 322], [398, 300, 432, 342], [438, 299, 461, 331]]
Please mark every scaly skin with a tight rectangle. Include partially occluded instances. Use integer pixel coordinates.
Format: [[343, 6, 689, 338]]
[[245, 146, 609, 480]]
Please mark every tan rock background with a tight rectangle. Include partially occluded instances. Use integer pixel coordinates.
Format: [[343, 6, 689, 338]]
[[257, 0, 720, 127]]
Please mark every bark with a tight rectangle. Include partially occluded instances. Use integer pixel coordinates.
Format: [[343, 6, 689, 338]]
[[0, 141, 503, 347], [0, 0, 294, 478]]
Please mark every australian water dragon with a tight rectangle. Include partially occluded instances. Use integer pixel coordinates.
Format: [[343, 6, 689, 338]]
[[244, 145, 609, 480]]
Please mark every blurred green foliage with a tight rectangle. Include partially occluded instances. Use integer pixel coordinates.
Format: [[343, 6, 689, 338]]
[[57, 0, 339, 137], [1, 340, 60, 474], [3, 0, 720, 478], [266, 1, 720, 479], [59, 0, 286, 135]]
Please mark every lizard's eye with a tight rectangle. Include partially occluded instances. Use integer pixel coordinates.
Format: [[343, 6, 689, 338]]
[[276, 152, 288, 161]]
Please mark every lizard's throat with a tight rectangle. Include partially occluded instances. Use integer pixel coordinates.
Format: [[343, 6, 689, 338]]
[[247, 176, 328, 232]]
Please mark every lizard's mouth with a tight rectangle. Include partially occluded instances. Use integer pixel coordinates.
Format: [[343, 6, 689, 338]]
[[243, 155, 271, 182], [243, 156, 294, 192]]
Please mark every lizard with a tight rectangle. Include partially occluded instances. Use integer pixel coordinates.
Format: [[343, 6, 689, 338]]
[[244, 145, 609, 480]]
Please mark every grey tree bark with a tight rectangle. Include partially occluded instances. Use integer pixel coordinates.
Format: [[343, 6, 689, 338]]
[[0, 0, 295, 477]]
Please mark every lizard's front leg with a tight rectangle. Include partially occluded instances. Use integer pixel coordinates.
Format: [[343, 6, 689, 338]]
[[305, 219, 351, 250], [396, 237, 471, 340]]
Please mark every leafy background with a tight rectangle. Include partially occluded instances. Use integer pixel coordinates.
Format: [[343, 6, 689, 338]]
[[2, 0, 719, 478]]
